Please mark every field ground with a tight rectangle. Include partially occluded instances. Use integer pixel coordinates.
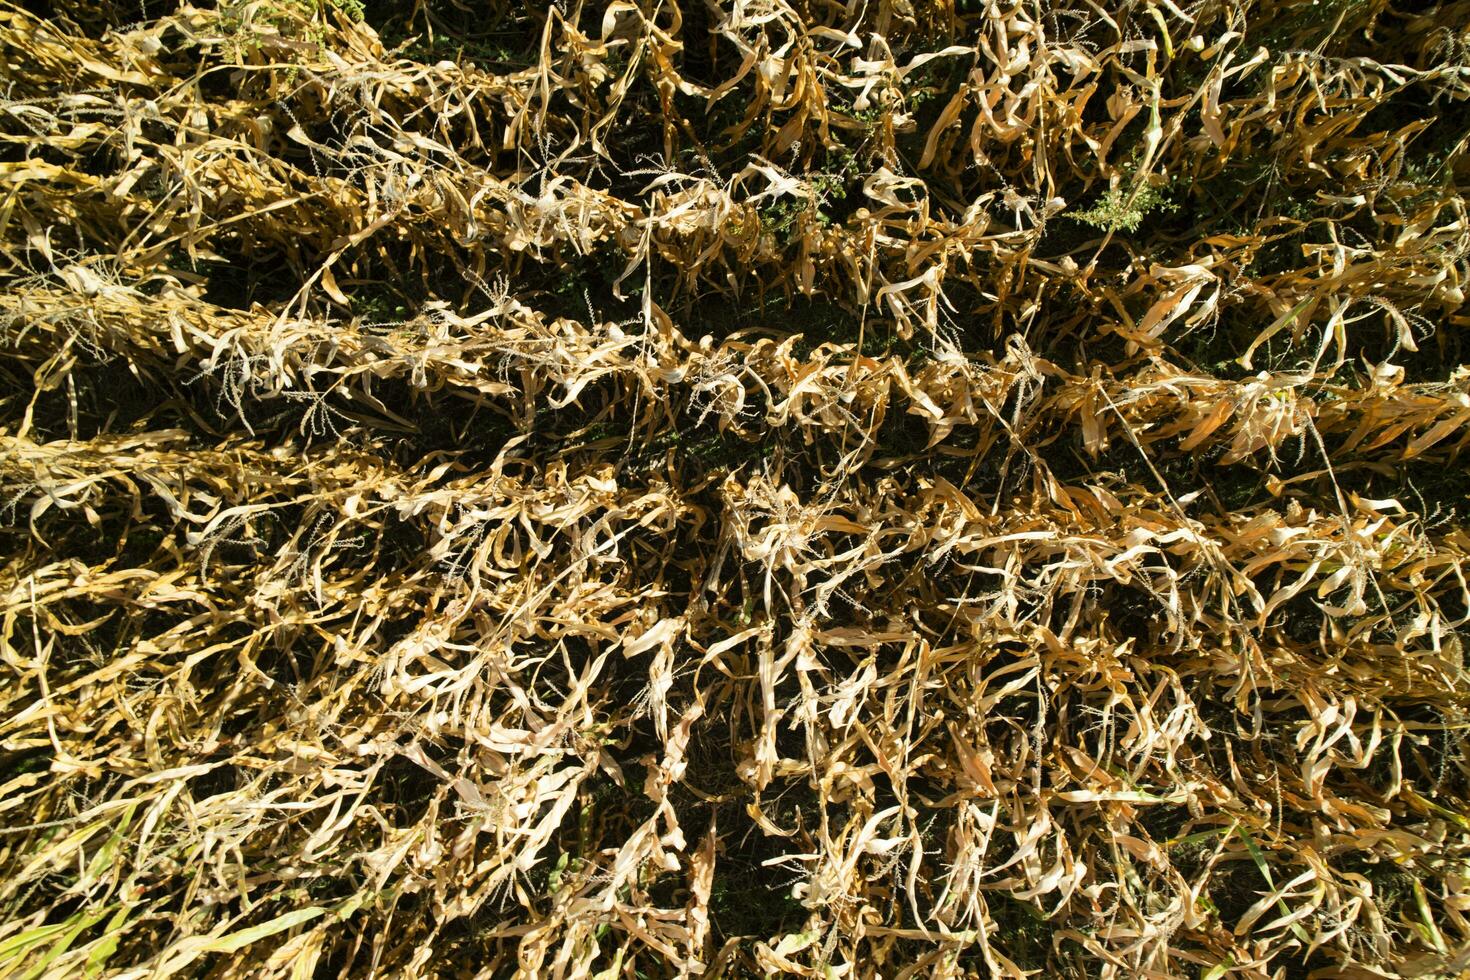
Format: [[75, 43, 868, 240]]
[[2, 0, 1470, 977]]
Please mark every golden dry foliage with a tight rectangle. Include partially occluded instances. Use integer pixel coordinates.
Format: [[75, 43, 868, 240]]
[[2, 0, 1469, 976]]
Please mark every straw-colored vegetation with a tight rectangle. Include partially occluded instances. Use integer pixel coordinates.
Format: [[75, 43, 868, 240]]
[[2, 0, 1468, 976]]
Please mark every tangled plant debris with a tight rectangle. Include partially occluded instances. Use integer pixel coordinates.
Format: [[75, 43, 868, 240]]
[[2, 0, 1469, 976]]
